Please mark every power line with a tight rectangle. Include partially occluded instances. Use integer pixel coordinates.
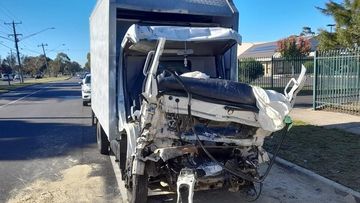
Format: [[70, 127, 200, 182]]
[[0, 29, 8, 35], [0, 41, 13, 50], [20, 46, 42, 55], [0, 2, 21, 22], [0, 35, 12, 41], [20, 27, 55, 41]]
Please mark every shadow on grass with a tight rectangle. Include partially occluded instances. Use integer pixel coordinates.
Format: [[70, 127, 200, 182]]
[[264, 121, 360, 192]]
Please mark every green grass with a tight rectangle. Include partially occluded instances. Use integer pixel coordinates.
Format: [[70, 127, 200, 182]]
[[264, 120, 360, 191], [0, 76, 71, 93]]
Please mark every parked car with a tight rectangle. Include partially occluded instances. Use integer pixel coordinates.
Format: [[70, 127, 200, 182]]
[[81, 74, 91, 106], [35, 74, 43, 79], [1, 74, 13, 81], [13, 74, 22, 81]]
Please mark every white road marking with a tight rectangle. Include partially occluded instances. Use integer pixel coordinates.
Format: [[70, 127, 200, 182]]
[[0, 85, 50, 110], [110, 155, 129, 203]]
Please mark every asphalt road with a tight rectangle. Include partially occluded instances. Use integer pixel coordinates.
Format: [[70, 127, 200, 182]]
[[0, 78, 355, 203], [0, 79, 121, 202]]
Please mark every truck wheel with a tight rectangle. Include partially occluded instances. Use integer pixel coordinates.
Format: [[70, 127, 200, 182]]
[[128, 173, 148, 203], [91, 110, 96, 126], [96, 122, 110, 155], [82, 101, 87, 106]]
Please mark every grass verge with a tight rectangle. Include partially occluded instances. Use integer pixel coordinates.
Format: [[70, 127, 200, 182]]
[[0, 76, 71, 93], [264, 120, 360, 192]]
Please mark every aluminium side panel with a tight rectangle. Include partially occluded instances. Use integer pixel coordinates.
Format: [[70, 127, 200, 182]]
[[90, 0, 116, 139]]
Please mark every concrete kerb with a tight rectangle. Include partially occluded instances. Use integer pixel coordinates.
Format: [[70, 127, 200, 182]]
[[271, 154, 360, 200]]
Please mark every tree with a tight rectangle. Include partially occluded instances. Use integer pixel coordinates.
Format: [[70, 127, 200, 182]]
[[22, 55, 49, 76], [317, 0, 360, 50], [277, 36, 311, 75], [277, 36, 311, 58], [300, 27, 315, 36], [84, 52, 90, 71], [50, 52, 71, 76], [68, 61, 82, 75], [238, 59, 264, 83], [0, 60, 12, 74]]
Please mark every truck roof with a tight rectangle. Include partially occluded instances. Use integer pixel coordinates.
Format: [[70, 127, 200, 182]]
[[116, 0, 236, 17], [92, 0, 238, 30]]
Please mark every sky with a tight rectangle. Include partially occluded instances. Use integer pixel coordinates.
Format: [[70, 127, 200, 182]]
[[0, 0, 335, 66]]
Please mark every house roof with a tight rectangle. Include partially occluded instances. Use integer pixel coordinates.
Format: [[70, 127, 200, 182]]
[[238, 41, 277, 58], [238, 36, 319, 58]]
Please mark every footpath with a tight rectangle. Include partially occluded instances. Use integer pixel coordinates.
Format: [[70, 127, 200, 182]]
[[291, 95, 360, 135]]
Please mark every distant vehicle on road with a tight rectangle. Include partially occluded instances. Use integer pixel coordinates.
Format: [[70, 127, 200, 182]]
[[1, 74, 13, 81], [81, 74, 91, 106], [34, 74, 43, 79], [13, 74, 22, 81]]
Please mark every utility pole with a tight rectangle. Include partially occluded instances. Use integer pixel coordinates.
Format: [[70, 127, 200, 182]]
[[38, 43, 50, 77], [5, 21, 24, 83], [5, 50, 14, 86], [327, 24, 336, 33]]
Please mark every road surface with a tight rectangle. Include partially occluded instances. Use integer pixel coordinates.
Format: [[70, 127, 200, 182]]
[[0, 78, 355, 203]]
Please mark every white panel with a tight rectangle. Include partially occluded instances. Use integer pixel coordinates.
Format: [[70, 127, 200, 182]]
[[90, 0, 111, 136]]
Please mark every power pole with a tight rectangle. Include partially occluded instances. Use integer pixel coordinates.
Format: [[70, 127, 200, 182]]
[[38, 43, 50, 77], [6, 50, 14, 86], [5, 21, 24, 83]]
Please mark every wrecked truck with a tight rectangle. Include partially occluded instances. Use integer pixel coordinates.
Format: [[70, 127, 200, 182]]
[[90, 1, 306, 202]]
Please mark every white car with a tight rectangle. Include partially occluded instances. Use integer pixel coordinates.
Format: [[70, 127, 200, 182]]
[[81, 74, 91, 106]]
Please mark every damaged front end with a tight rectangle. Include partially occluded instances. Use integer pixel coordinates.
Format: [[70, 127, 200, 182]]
[[125, 37, 305, 202]]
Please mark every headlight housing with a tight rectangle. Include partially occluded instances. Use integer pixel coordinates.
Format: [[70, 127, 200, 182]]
[[83, 88, 91, 93]]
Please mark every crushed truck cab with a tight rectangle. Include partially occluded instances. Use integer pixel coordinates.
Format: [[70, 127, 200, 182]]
[[90, 1, 306, 203]]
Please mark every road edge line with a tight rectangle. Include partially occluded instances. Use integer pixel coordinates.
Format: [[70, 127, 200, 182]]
[[0, 85, 50, 109]]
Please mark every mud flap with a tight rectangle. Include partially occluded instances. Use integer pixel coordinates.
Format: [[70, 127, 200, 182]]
[[176, 169, 196, 203]]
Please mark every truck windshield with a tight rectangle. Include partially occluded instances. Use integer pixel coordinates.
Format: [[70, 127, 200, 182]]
[[85, 76, 91, 84]]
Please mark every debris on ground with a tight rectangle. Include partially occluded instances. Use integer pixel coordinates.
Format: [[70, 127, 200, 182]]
[[8, 164, 106, 203]]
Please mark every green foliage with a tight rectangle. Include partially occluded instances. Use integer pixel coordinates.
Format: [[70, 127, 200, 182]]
[[1, 51, 82, 77], [238, 59, 264, 83], [317, 0, 360, 50], [84, 52, 90, 71], [0, 54, 16, 74], [303, 60, 314, 74], [0, 60, 12, 74], [277, 36, 311, 58]]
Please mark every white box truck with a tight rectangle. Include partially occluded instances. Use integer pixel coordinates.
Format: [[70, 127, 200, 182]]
[[90, 1, 306, 202]]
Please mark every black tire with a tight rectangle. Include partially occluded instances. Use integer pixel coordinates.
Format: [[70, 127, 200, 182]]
[[96, 122, 110, 155], [128, 173, 148, 203], [91, 110, 96, 126], [82, 101, 87, 106]]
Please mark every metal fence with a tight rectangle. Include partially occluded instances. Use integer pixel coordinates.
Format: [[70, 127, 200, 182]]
[[238, 56, 314, 91], [313, 48, 360, 115]]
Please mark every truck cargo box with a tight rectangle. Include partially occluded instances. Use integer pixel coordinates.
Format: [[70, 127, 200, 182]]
[[90, 0, 239, 139]]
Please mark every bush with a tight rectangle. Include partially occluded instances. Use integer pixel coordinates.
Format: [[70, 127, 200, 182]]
[[303, 61, 314, 74], [238, 59, 264, 83]]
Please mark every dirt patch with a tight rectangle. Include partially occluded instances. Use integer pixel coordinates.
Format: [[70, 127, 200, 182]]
[[7, 164, 107, 203]]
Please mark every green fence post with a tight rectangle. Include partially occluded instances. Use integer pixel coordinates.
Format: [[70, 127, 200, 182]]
[[271, 56, 274, 89], [313, 51, 318, 110]]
